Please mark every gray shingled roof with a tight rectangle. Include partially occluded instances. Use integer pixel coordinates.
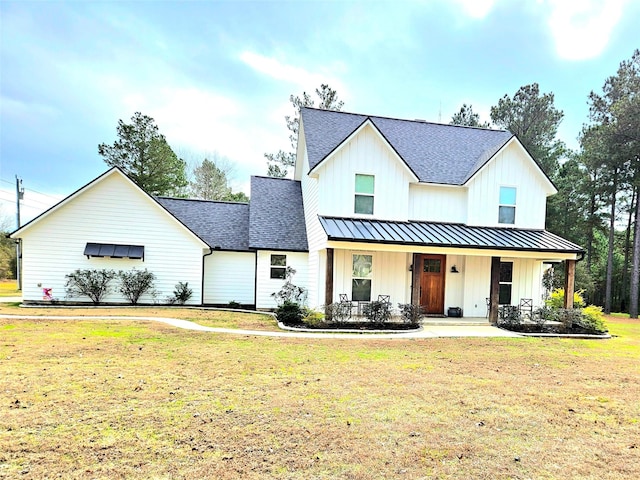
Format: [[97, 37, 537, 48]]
[[249, 176, 308, 251], [320, 217, 584, 254], [157, 197, 250, 251], [301, 107, 515, 185]]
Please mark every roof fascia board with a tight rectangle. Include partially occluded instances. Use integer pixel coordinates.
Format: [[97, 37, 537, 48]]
[[11, 167, 210, 249], [308, 118, 420, 182], [463, 137, 557, 194], [326, 239, 580, 260]]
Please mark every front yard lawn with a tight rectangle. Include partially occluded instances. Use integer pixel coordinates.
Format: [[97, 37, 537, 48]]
[[0, 313, 639, 479]]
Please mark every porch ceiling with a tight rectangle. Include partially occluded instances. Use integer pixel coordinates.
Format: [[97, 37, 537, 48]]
[[319, 216, 584, 256]]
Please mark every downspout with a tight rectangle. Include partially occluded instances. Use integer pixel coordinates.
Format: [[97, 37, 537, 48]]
[[201, 247, 214, 306]]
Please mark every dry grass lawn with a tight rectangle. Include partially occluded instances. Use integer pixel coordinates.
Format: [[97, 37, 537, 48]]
[[1, 308, 639, 479]]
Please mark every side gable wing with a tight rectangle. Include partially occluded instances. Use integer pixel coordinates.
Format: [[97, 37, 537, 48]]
[[11, 167, 210, 248]]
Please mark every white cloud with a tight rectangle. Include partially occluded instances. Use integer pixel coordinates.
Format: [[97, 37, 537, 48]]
[[239, 51, 347, 95], [546, 0, 628, 60], [452, 0, 496, 19]]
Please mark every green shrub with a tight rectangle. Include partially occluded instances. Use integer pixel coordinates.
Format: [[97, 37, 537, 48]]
[[168, 281, 193, 305], [118, 268, 155, 304], [228, 300, 242, 309], [397, 303, 423, 325], [362, 300, 392, 325], [275, 300, 303, 325], [323, 302, 352, 323], [578, 305, 608, 333], [497, 305, 522, 328], [303, 310, 325, 328], [546, 288, 585, 309], [65, 269, 117, 305], [270, 267, 307, 306]]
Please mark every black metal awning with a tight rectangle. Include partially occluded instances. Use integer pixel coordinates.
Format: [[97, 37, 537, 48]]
[[84, 243, 144, 260], [319, 217, 584, 254]]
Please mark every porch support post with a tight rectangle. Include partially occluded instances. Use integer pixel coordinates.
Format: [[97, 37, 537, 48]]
[[489, 257, 500, 324], [325, 248, 334, 306], [411, 253, 421, 305], [564, 259, 576, 309]]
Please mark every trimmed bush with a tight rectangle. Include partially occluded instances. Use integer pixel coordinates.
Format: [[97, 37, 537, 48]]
[[275, 300, 303, 325], [577, 305, 607, 333], [324, 302, 353, 324], [118, 268, 155, 304], [397, 303, 424, 325], [65, 269, 117, 305], [362, 300, 392, 325]]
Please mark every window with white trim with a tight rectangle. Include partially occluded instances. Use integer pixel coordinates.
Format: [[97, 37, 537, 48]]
[[354, 174, 375, 215], [498, 186, 516, 224], [270, 254, 287, 279], [352, 254, 373, 301]]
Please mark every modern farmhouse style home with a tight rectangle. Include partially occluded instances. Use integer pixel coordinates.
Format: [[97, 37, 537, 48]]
[[11, 107, 583, 322]]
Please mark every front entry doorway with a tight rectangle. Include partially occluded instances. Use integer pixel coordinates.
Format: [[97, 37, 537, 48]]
[[419, 254, 446, 315]]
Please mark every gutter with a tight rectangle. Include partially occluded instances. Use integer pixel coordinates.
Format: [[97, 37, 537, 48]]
[[201, 247, 214, 305]]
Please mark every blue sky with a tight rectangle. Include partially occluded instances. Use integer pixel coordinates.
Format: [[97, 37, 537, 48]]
[[1, 0, 638, 224]]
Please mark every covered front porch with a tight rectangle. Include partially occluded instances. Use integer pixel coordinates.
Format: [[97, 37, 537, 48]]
[[318, 217, 584, 324]]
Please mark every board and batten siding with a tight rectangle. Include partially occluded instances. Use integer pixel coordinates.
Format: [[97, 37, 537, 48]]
[[300, 145, 326, 308], [466, 142, 552, 229], [18, 172, 205, 304], [255, 251, 309, 309], [203, 251, 256, 305], [409, 184, 467, 223], [315, 124, 413, 221], [332, 249, 411, 306]]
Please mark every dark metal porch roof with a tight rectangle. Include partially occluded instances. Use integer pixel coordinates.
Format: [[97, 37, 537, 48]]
[[319, 217, 584, 254]]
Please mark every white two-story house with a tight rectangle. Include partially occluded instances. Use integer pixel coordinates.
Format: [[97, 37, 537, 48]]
[[11, 107, 582, 322]]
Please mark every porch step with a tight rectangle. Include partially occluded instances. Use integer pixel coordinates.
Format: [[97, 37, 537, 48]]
[[421, 317, 491, 326]]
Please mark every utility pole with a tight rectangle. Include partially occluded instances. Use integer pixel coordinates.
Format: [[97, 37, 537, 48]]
[[16, 176, 24, 290]]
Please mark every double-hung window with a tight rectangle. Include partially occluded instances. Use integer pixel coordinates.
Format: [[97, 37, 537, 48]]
[[354, 174, 375, 215], [352, 254, 373, 301], [498, 186, 516, 224], [270, 254, 287, 279]]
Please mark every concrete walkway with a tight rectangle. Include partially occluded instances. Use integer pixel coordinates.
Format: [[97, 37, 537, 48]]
[[0, 313, 521, 339]]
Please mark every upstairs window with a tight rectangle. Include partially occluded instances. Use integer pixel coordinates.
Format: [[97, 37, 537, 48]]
[[498, 186, 516, 224], [270, 254, 287, 279], [352, 254, 373, 301], [354, 174, 375, 215]]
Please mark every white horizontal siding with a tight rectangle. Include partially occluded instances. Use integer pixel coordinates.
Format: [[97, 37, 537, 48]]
[[256, 251, 309, 309], [19, 171, 205, 304], [409, 184, 467, 223], [203, 251, 256, 305], [316, 124, 413, 221], [467, 142, 550, 229]]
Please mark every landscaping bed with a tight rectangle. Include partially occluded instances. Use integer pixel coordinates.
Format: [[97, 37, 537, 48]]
[[281, 319, 420, 331]]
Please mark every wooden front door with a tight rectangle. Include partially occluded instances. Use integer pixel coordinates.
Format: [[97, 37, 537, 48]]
[[419, 254, 446, 314]]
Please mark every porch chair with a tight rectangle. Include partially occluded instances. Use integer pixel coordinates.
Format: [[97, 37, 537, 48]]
[[338, 293, 355, 318], [377, 295, 391, 305], [519, 298, 533, 319]]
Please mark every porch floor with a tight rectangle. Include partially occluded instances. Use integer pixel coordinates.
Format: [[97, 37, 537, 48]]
[[421, 317, 490, 326]]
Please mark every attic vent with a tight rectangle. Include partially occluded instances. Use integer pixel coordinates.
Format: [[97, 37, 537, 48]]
[[84, 242, 144, 260]]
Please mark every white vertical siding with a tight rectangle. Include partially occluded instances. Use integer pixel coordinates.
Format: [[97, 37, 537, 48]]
[[316, 124, 413, 221], [409, 185, 467, 223], [19, 172, 205, 304], [466, 142, 551, 229], [507, 257, 545, 308], [300, 145, 325, 308], [462, 256, 492, 317], [255, 251, 309, 309], [332, 249, 411, 306], [203, 252, 256, 305], [444, 254, 465, 310]]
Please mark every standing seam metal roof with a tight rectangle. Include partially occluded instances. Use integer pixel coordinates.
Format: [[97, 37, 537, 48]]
[[319, 217, 584, 254]]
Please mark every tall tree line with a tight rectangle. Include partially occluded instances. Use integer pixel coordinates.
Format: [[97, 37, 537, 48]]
[[450, 51, 639, 315]]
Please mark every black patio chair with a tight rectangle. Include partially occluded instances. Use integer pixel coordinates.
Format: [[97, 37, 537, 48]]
[[519, 298, 533, 319]]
